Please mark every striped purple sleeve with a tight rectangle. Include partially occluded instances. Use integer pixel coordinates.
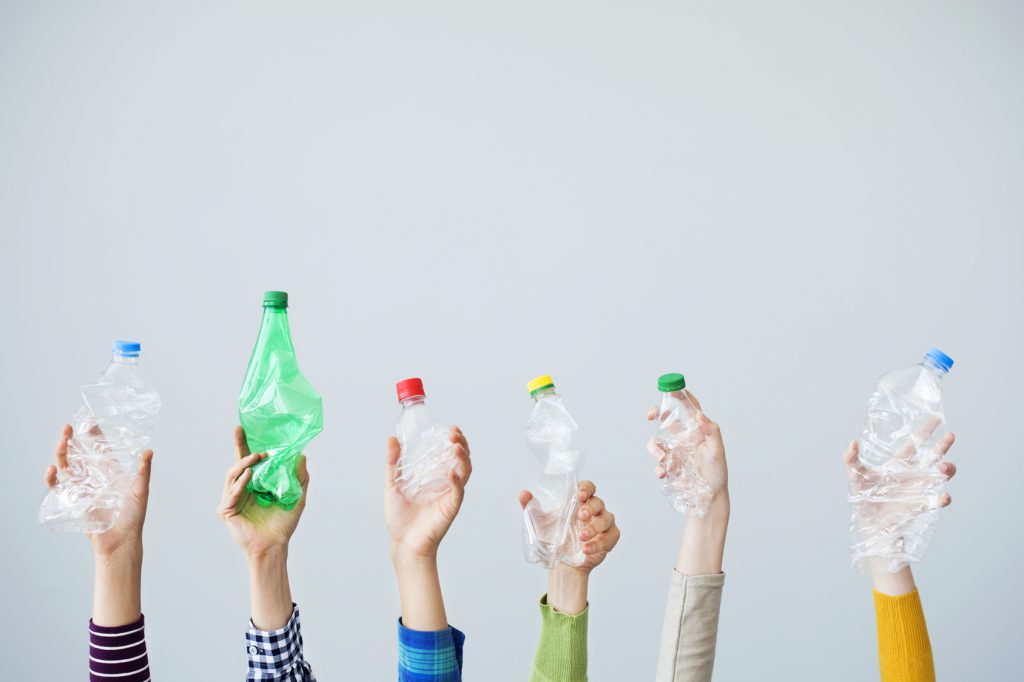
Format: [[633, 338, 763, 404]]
[[89, 615, 150, 682]]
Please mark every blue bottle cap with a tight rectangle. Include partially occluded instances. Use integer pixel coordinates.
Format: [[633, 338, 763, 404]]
[[924, 347, 953, 372], [113, 340, 141, 357]]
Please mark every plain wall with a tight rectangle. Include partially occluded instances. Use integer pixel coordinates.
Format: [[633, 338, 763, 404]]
[[1, 2, 1022, 680]]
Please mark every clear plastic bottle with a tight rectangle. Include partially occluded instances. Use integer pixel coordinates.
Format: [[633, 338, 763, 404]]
[[849, 348, 954, 575], [652, 372, 712, 515], [39, 341, 161, 533], [522, 374, 585, 568], [395, 377, 454, 502]]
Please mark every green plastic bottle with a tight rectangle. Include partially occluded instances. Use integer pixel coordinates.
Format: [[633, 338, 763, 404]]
[[238, 291, 323, 509]]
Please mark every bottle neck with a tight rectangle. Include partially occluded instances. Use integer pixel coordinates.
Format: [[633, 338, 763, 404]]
[[922, 358, 948, 376], [531, 387, 556, 401], [111, 354, 140, 365], [400, 395, 426, 408]]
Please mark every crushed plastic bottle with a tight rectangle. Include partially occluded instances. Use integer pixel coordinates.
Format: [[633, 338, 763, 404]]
[[849, 348, 954, 575], [39, 341, 161, 533], [395, 378, 454, 502], [522, 374, 585, 568], [652, 373, 712, 515], [238, 291, 323, 510]]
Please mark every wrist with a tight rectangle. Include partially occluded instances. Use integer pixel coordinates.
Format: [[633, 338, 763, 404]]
[[246, 545, 288, 568], [390, 541, 438, 567], [546, 564, 589, 615], [95, 543, 143, 571]]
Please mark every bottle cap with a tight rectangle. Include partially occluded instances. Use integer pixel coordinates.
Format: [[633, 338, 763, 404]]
[[528, 374, 555, 396], [263, 291, 288, 308], [658, 373, 686, 392], [112, 341, 141, 357], [925, 348, 954, 372], [396, 378, 425, 401]]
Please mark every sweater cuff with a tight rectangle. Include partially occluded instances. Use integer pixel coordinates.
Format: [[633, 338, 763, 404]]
[[873, 589, 935, 682], [89, 615, 150, 682], [530, 594, 588, 682]]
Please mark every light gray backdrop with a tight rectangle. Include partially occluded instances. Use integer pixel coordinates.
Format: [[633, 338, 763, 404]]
[[1, 2, 1022, 680]]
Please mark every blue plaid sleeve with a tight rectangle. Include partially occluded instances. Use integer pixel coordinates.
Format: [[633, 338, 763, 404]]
[[245, 604, 317, 681], [397, 618, 466, 682]]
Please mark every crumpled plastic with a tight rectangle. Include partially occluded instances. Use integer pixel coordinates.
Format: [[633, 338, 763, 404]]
[[397, 420, 454, 503], [849, 372, 949, 575], [39, 360, 160, 533], [651, 388, 712, 516], [522, 391, 584, 568]]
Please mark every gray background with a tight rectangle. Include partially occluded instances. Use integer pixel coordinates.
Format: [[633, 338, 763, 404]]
[[1, 1, 1022, 680]]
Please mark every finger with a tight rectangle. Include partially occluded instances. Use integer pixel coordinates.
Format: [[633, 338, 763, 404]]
[[44, 464, 58, 488], [517, 490, 533, 509], [894, 416, 942, 461], [939, 461, 957, 480], [55, 424, 72, 470], [225, 452, 265, 491], [654, 465, 666, 479], [220, 468, 252, 514], [450, 425, 469, 453], [646, 406, 658, 421], [646, 437, 668, 461], [697, 411, 721, 439], [686, 390, 703, 412], [843, 438, 866, 478], [234, 426, 251, 460], [296, 454, 310, 490], [584, 525, 621, 555], [447, 467, 466, 510], [451, 442, 472, 486], [385, 437, 401, 488], [939, 492, 952, 508], [136, 450, 154, 498], [579, 495, 605, 521], [580, 510, 615, 540], [938, 432, 955, 457], [577, 480, 596, 503]]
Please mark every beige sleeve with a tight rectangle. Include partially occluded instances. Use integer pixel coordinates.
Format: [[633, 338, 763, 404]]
[[655, 570, 725, 682]]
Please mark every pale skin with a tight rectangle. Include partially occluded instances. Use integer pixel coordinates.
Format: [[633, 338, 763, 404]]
[[217, 426, 309, 630], [385, 426, 472, 631], [43, 424, 153, 627], [843, 432, 957, 596], [646, 390, 730, 576], [518, 481, 622, 615]]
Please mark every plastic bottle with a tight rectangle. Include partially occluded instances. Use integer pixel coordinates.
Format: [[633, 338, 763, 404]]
[[652, 372, 712, 515], [395, 378, 454, 502], [522, 374, 585, 568], [238, 291, 323, 510], [849, 348, 954, 575], [39, 341, 161, 533]]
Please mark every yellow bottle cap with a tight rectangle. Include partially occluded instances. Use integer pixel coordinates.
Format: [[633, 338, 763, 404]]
[[527, 374, 555, 396]]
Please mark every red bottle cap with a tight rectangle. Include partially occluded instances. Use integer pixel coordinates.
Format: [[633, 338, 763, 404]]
[[396, 378, 425, 401]]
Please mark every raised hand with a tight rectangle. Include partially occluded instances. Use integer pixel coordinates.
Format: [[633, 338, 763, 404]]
[[647, 392, 729, 505], [385, 426, 472, 559]]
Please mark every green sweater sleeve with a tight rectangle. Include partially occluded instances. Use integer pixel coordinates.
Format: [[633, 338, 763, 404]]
[[529, 594, 589, 682]]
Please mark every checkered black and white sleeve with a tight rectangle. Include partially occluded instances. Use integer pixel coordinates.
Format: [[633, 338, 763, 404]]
[[245, 604, 317, 681]]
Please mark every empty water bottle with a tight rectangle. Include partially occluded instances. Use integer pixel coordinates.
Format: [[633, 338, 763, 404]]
[[395, 378, 454, 502], [238, 291, 323, 510], [39, 341, 161, 533], [849, 348, 954, 575], [522, 374, 585, 568], [652, 373, 712, 515]]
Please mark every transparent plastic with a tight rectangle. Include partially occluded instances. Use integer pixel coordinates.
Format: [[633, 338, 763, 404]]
[[652, 388, 712, 515], [849, 353, 952, 575], [522, 386, 585, 568], [396, 395, 454, 502], [238, 302, 322, 510], [39, 345, 161, 533]]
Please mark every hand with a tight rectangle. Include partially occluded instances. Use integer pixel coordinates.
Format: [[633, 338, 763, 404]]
[[647, 391, 729, 507], [385, 426, 472, 560], [218, 426, 309, 559], [519, 481, 620, 614], [845, 421, 957, 582], [43, 424, 153, 560]]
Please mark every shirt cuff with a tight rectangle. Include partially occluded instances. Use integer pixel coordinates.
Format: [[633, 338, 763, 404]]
[[89, 615, 150, 682], [397, 618, 465, 682], [246, 603, 316, 681]]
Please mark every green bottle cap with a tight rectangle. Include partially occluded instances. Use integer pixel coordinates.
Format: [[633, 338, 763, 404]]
[[658, 372, 686, 392], [263, 291, 288, 308]]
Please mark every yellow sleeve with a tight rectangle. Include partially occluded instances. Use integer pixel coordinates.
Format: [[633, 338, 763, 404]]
[[873, 588, 935, 682]]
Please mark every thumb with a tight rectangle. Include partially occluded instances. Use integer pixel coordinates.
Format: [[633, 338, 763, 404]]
[[135, 450, 154, 498], [517, 490, 533, 510]]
